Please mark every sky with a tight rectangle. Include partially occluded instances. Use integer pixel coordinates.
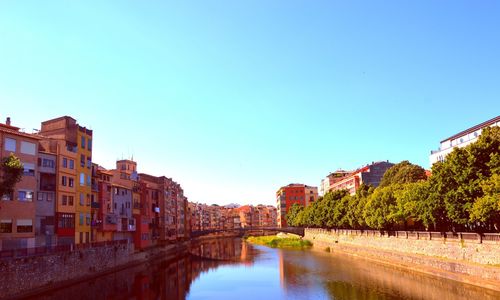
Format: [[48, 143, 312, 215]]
[[1, 1, 499, 206]]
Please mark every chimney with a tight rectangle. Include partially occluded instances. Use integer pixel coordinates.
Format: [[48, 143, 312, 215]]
[[6, 117, 11, 126]]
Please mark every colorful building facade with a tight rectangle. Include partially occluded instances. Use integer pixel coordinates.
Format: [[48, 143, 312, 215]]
[[276, 184, 318, 228]]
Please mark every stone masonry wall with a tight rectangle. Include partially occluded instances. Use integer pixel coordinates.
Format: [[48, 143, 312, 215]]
[[0, 243, 138, 299], [304, 228, 500, 288]]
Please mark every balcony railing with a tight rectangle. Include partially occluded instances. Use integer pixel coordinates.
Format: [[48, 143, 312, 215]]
[[40, 184, 56, 191]]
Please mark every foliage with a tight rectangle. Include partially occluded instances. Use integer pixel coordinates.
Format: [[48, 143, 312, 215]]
[[246, 235, 312, 249], [379, 160, 427, 187], [0, 153, 23, 197], [286, 203, 304, 227], [285, 127, 500, 232]]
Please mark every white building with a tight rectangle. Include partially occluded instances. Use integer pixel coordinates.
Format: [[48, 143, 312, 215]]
[[429, 115, 500, 166]]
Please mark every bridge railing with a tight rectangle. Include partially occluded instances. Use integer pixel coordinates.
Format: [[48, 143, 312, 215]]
[[190, 227, 305, 237], [305, 228, 500, 244]]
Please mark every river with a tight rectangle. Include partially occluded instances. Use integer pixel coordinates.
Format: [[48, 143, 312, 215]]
[[25, 237, 499, 300]]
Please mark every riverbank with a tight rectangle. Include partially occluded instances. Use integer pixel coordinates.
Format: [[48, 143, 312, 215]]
[[246, 234, 312, 249], [305, 228, 500, 292], [0, 233, 242, 300]]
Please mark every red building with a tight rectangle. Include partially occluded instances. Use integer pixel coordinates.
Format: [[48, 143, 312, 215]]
[[276, 184, 318, 227]]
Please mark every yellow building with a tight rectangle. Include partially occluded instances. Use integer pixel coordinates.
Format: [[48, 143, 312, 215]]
[[40, 116, 93, 245], [75, 126, 93, 244]]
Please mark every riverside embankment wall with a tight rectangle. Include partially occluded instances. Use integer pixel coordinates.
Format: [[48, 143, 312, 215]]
[[304, 228, 500, 290], [0, 233, 240, 300], [0, 242, 188, 300]]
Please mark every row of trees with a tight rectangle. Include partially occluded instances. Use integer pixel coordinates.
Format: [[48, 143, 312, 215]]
[[287, 127, 500, 232]]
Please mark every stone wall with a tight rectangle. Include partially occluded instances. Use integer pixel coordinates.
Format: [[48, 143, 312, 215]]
[[0, 242, 139, 299], [304, 228, 500, 290]]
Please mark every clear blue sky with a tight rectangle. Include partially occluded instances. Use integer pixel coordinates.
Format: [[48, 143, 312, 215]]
[[1, 1, 499, 205]]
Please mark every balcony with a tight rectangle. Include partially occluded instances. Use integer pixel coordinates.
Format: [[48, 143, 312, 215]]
[[40, 184, 56, 192]]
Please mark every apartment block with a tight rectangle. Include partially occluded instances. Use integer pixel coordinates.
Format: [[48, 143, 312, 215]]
[[321, 161, 394, 196], [0, 118, 41, 250], [276, 184, 318, 228], [36, 151, 57, 247], [39, 116, 93, 245], [429, 115, 500, 165]]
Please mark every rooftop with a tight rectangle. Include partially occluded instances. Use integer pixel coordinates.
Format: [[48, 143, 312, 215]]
[[441, 115, 500, 143]]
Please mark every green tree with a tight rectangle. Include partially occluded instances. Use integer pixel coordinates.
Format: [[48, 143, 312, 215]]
[[0, 153, 24, 197], [379, 160, 427, 187], [363, 185, 399, 230], [286, 203, 304, 227], [469, 173, 500, 231], [429, 126, 500, 231]]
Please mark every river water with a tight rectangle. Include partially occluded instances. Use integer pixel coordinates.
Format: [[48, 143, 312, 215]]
[[26, 238, 499, 300]]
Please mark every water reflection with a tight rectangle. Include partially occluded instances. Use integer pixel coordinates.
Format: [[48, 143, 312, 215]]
[[23, 238, 500, 300], [278, 249, 500, 300], [26, 238, 254, 300]]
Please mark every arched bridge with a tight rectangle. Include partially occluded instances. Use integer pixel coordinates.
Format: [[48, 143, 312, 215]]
[[191, 227, 304, 238]]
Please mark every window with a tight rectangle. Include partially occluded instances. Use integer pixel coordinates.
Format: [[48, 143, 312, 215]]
[[62, 195, 68, 205], [86, 194, 91, 206], [5, 138, 16, 152], [0, 219, 12, 233], [63, 158, 68, 168], [42, 159, 54, 168], [69, 177, 74, 187], [87, 174, 91, 186], [80, 154, 85, 167], [62, 176, 67, 186], [80, 193, 84, 205], [23, 163, 35, 176], [86, 213, 90, 226], [1, 192, 12, 201], [68, 196, 74, 206], [87, 157, 91, 169], [81, 136, 85, 149], [20, 141, 36, 155], [69, 159, 74, 169], [16, 219, 33, 233], [87, 139, 92, 151], [57, 213, 74, 229], [79, 213, 84, 226], [80, 173, 85, 186], [18, 190, 33, 201]]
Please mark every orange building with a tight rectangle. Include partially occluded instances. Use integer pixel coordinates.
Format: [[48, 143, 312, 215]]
[[0, 118, 41, 250], [39, 116, 93, 245], [276, 184, 318, 227]]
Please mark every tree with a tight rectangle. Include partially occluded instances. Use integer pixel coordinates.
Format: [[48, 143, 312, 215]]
[[379, 160, 427, 188], [0, 153, 23, 198], [469, 173, 500, 231], [363, 185, 399, 230], [428, 126, 500, 231], [286, 203, 304, 227]]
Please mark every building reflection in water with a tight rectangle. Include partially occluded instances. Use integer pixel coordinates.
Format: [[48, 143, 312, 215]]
[[27, 238, 255, 300], [277, 249, 500, 300]]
